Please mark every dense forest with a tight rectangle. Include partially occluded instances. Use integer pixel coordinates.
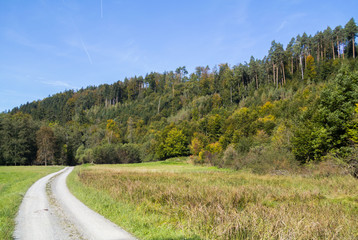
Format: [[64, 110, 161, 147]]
[[1, 18, 358, 174]]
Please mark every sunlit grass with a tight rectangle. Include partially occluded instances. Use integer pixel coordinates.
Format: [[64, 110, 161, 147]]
[[68, 158, 358, 239], [0, 166, 64, 240]]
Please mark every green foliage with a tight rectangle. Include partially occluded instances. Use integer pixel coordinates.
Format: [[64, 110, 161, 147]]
[[90, 143, 141, 164], [0, 113, 38, 165], [292, 65, 358, 162], [347, 104, 358, 143], [1, 19, 358, 169], [157, 127, 189, 159]]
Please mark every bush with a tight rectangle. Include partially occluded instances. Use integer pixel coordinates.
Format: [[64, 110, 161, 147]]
[[118, 144, 141, 163], [220, 145, 297, 174], [157, 127, 189, 159], [91, 143, 142, 164], [93, 144, 119, 164], [222, 145, 239, 167]]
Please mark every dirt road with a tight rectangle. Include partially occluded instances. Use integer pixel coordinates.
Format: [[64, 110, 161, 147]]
[[13, 167, 136, 240]]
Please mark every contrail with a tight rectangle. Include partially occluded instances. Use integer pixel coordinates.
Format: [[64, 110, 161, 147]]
[[101, 0, 103, 18], [80, 38, 93, 65]]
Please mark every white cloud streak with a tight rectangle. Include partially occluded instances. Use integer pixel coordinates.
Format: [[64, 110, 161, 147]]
[[80, 38, 93, 65], [277, 20, 288, 32], [41, 80, 77, 89]]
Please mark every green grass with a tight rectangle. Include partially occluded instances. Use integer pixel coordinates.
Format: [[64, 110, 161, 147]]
[[68, 158, 358, 239], [0, 166, 64, 239]]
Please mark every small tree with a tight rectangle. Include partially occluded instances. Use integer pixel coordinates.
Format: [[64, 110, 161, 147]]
[[36, 126, 55, 166], [106, 119, 121, 144], [306, 55, 317, 81], [157, 128, 188, 159]]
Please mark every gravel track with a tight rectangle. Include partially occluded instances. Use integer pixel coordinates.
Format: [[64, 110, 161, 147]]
[[14, 167, 136, 240]]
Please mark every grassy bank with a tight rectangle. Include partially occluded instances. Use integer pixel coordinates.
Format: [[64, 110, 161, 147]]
[[0, 166, 63, 239], [68, 159, 358, 239]]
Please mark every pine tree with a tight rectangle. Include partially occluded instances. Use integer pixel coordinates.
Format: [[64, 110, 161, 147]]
[[345, 18, 358, 58]]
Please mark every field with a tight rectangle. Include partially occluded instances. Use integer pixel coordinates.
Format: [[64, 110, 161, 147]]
[[68, 158, 358, 240], [0, 166, 63, 239]]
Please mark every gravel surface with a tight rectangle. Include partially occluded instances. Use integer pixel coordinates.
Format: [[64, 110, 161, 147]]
[[14, 167, 136, 240]]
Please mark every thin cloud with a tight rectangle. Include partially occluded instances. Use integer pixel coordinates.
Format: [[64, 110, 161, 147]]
[[80, 38, 93, 65], [277, 20, 288, 32], [41, 80, 77, 89], [276, 13, 306, 32]]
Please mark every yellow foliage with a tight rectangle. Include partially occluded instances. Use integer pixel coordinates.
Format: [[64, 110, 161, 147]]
[[271, 123, 291, 148], [212, 93, 222, 108], [189, 137, 204, 156], [238, 107, 249, 114], [198, 149, 205, 161], [206, 142, 222, 154], [306, 55, 317, 80], [260, 101, 273, 113], [299, 106, 308, 112], [258, 114, 275, 123], [106, 119, 121, 143], [233, 107, 249, 117]]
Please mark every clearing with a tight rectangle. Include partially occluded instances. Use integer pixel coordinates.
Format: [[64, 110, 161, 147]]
[[68, 158, 358, 239]]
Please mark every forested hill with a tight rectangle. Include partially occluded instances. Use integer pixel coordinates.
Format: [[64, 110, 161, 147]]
[[1, 18, 358, 173]]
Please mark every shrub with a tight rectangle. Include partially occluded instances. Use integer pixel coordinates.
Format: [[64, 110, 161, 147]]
[[117, 144, 141, 163], [157, 127, 189, 159], [222, 145, 239, 167]]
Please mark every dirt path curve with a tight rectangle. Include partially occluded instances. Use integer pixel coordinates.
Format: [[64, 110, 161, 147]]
[[14, 167, 136, 240]]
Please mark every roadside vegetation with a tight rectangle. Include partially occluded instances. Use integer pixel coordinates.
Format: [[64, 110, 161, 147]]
[[0, 166, 63, 239], [68, 158, 358, 240]]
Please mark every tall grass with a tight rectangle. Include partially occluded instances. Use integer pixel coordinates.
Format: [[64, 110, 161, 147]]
[[68, 160, 358, 239], [0, 166, 63, 239]]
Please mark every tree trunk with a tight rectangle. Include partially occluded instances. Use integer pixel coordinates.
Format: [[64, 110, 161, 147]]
[[281, 62, 286, 85], [272, 64, 275, 85], [299, 55, 304, 80], [332, 41, 335, 60], [337, 39, 340, 58], [291, 58, 293, 75], [230, 86, 233, 103], [238, 82, 240, 99], [158, 97, 161, 114], [255, 74, 258, 89], [276, 67, 279, 88], [353, 36, 356, 58]]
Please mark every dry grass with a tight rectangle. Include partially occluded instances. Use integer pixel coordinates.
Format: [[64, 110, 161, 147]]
[[68, 160, 358, 239]]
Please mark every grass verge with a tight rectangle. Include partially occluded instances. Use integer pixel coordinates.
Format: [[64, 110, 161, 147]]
[[68, 158, 358, 239], [0, 166, 63, 239]]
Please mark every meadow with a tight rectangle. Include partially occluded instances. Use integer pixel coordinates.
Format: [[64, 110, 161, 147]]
[[68, 158, 358, 240], [0, 166, 63, 239]]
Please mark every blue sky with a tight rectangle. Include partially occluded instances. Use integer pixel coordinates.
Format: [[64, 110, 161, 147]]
[[0, 0, 356, 112]]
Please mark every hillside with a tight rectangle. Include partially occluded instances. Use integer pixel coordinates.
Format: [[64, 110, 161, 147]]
[[1, 18, 358, 174]]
